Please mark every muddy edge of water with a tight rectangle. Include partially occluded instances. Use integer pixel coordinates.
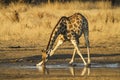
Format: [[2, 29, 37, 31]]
[[0, 46, 120, 64]]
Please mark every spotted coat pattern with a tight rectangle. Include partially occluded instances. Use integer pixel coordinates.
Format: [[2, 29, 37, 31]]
[[46, 13, 89, 51]]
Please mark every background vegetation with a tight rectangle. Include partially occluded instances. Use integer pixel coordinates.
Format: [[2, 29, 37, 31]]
[[0, 0, 119, 48]]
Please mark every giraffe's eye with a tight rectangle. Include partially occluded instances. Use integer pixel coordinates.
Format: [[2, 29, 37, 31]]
[[63, 22, 67, 24], [60, 22, 64, 26]]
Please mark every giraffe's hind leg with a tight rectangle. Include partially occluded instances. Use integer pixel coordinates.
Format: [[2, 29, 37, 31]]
[[83, 28, 91, 65], [71, 40, 87, 66], [69, 48, 76, 65]]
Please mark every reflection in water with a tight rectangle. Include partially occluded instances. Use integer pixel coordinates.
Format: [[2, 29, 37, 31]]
[[81, 67, 90, 76], [0, 63, 119, 80], [37, 65, 49, 75], [36, 62, 120, 77], [36, 65, 90, 76]]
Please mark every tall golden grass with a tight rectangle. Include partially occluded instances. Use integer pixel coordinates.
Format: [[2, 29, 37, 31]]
[[0, 1, 120, 47]]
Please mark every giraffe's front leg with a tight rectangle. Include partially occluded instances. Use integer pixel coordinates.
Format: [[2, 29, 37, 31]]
[[69, 48, 76, 65], [50, 39, 63, 56]]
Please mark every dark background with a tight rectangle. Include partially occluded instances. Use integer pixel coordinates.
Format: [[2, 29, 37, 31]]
[[0, 0, 120, 7]]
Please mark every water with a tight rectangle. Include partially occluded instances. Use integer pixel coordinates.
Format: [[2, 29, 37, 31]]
[[1, 62, 119, 69], [0, 63, 120, 80]]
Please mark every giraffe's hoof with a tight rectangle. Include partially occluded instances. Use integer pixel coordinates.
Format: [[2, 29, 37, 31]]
[[36, 64, 45, 67], [36, 64, 41, 66], [69, 63, 77, 67], [36, 62, 43, 66]]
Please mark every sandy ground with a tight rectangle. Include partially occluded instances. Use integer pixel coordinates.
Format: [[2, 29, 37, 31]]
[[0, 44, 120, 63]]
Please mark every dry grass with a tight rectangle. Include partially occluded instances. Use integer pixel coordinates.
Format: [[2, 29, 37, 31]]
[[0, 1, 120, 48]]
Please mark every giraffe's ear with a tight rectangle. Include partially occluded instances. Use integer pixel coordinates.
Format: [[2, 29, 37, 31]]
[[41, 49, 46, 52]]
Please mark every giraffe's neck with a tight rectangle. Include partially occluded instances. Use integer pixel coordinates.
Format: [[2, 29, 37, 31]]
[[46, 30, 58, 52], [45, 17, 65, 53], [45, 16, 68, 53]]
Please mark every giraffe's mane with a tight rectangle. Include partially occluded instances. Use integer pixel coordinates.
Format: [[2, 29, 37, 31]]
[[46, 16, 68, 51]]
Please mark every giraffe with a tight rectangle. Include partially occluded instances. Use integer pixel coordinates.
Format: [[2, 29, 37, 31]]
[[36, 13, 90, 66]]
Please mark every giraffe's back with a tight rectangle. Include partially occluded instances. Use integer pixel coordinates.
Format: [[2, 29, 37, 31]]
[[45, 13, 88, 50], [65, 13, 88, 40]]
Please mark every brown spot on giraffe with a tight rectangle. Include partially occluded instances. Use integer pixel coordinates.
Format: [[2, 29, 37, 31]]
[[68, 24, 73, 29], [71, 19, 75, 23], [76, 20, 80, 24], [74, 23, 78, 28]]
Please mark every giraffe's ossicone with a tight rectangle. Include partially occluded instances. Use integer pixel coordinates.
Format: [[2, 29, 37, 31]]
[[37, 13, 90, 67]]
